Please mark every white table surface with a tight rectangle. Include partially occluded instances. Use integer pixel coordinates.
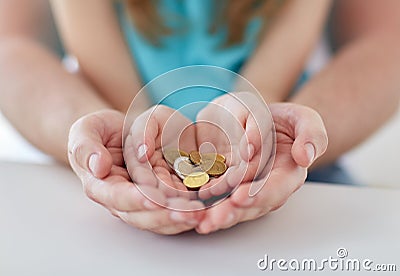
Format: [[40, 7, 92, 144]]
[[1, 162, 399, 276]]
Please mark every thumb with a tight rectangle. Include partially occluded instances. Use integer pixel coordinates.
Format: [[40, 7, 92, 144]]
[[290, 106, 328, 168], [68, 115, 113, 179], [239, 114, 263, 162], [129, 108, 159, 163]]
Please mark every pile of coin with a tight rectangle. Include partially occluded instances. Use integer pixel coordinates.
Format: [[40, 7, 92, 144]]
[[162, 148, 227, 190]]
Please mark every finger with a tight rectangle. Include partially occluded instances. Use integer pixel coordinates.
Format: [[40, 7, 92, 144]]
[[196, 199, 237, 234], [153, 166, 187, 198], [239, 115, 260, 162], [129, 108, 159, 163], [68, 115, 114, 179], [124, 134, 158, 187], [270, 103, 328, 168], [230, 165, 307, 213], [129, 105, 193, 163], [292, 107, 328, 167], [113, 184, 167, 212], [235, 92, 273, 162], [152, 224, 196, 235], [198, 175, 232, 200], [118, 210, 197, 235], [84, 174, 167, 212], [201, 167, 305, 234], [168, 198, 205, 235], [116, 198, 205, 233], [196, 104, 239, 151], [110, 165, 130, 180], [168, 197, 205, 219], [108, 146, 125, 168]]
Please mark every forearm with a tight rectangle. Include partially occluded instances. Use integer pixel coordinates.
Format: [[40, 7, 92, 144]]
[[51, 0, 142, 112], [240, 0, 332, 103], [290, 32, 400, 168], [0, 37, 111, 164]]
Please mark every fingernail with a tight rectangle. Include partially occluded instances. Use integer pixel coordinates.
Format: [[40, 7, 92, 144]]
[[305, 143, 315, 165], [243, 196, 255, 206], [198, 221, 215, 234], [225, 213, 235, 225], [170, 212, 198, 225], [226, 167, 240, 188], [137, 144, 148, 160], [88, 154, 99, 174], [187, 219, 199, 226], [247, 144, 255, 161], [170, 211, 185, 222], [143, 200, 158, 210]]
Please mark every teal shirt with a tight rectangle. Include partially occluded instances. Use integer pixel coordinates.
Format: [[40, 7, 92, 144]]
[[116, 2, 347, 187], [117, 0, 263, 115]]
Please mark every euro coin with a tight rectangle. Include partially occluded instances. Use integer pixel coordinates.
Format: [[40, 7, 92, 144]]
[[173, 157, 190, 179], [163, 148, 189, 165], [189, 151, 201, 165], [199, 159, 215, 172], [173, 157, 195, 177], [201, 152, 226, 163], [205, 160, 227, 177], [183, 172, 210, 189]]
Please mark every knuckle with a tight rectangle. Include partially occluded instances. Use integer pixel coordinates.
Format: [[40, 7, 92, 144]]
[[69, 137, 97, 170], [82, 178, 106, 206], [269, 193, 290, 212], [270, 200, 286, 212], [109, 210, 120, 218], [129, 220, 147, 231], [69, 116, 87, 139], [69, 142, 86, 167], [299, 169, 307, 184], [257, 207, 270, 218], [83, 183, 97, 202], [313, 130, 329, 154], [307, 109, 328, 145], [150, 216, 165, 229], [159, 228, 184, 235], [108, 185, 122, 210], [264, 190, 289, 213]]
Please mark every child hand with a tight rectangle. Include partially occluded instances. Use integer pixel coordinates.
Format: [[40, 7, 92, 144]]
[[195, 92, 275, 199]]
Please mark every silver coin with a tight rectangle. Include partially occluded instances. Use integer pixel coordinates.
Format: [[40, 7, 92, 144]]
[[173, 157, 191, 180], [173, 157, 203, 180]]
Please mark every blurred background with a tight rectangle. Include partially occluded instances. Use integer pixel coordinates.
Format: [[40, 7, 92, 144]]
[[0, 0, 399, 188]]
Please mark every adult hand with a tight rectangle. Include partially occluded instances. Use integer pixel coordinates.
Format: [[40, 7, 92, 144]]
[[68, 109, 204, 235], [196, 102, 328, 234]]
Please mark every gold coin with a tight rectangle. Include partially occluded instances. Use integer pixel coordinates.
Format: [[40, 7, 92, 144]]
[[163, 148, 189, 165], [199, 159, 215, 172], [201, 152, 226, 163], [205, 160, 227, 177], [189, 151, 201, 165], [183, 172, 210, 189]]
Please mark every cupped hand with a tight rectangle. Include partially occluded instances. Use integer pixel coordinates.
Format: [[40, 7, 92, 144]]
[[68, 101, 328, 235], [195, 102, 328, 234], [123, 105, 198, 196], [68, 109, 204, 235], [195, 92, 275, 200]]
